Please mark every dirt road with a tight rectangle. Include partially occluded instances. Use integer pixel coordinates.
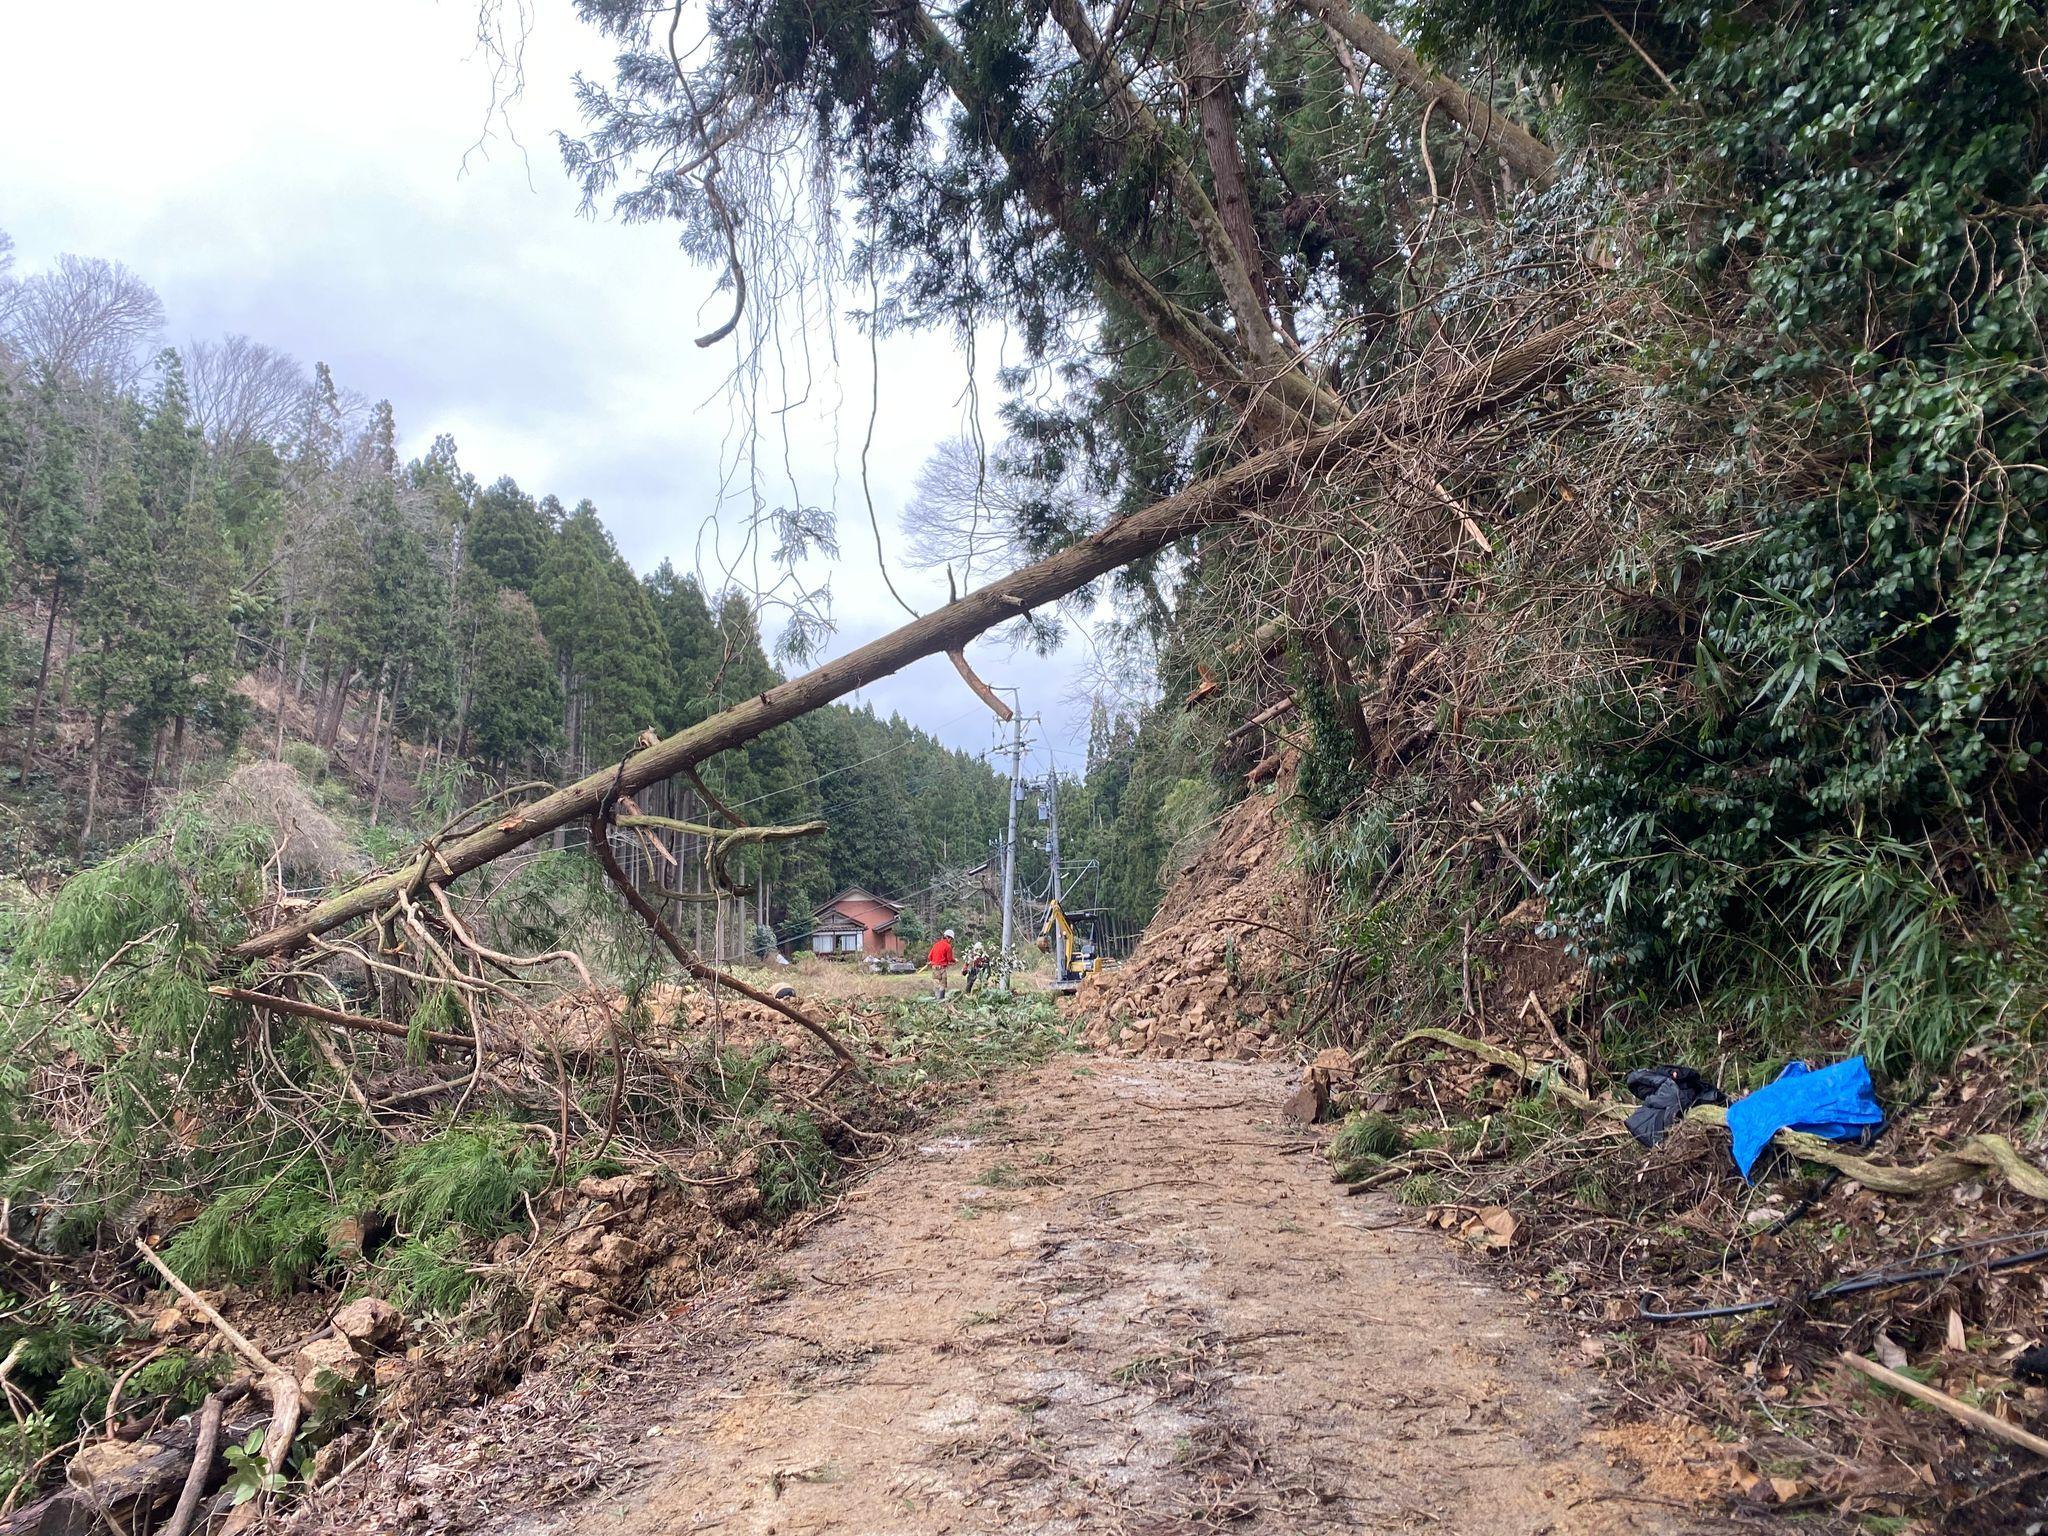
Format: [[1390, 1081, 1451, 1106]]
[[351, 1059, 1717, 1535]]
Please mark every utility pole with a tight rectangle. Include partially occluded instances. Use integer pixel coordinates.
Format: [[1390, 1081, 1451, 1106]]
[[1044, 769, 1063, 907], [998, 702, 1026, 967]]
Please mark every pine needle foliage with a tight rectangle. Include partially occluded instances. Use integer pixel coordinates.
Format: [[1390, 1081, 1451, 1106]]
[[384, 1127, 550, 1239], [375, 1230, 477, 1316], [163, 1149, 374, 1294]]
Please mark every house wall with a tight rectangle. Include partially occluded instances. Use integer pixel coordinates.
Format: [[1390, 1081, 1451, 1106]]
[[813, 895, 905, 957]]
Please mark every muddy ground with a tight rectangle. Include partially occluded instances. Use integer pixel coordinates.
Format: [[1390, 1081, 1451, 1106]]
[[305, 1058, 1729, 1535]]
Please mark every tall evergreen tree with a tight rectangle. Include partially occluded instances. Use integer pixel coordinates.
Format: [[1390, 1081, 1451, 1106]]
[[467, 477, 552, 592], [467, 590, 564, 775]]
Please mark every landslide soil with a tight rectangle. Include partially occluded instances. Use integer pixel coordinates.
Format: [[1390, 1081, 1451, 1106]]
[[312, 1058, 1731, 1535]]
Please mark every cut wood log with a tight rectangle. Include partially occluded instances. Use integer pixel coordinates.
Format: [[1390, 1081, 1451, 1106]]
[[233, 314, 1590, 961], [0, 1401, 262, 1536]]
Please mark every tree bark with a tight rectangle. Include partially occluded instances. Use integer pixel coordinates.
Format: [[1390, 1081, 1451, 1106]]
[[82, 707, 107, 847], [291, 612, 317, 702], [905, 0, 1328, 430], [1298, 0, 1559, 187], [1043, 0, 1288, 373], [234, 311, 1586, 959], [370, 670, 403, 825], [20, 574, 62, 780], [1184, 26, 1272, 320]]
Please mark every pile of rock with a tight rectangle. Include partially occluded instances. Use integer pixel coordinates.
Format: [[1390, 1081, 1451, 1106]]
[[1071, 784, 1312, 1061]]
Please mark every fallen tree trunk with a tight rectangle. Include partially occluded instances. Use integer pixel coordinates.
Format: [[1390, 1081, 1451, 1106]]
[[234, 315, 1589, 960]]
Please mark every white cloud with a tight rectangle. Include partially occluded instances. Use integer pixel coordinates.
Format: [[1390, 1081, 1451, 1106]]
[[0, 0, 1112, 766]]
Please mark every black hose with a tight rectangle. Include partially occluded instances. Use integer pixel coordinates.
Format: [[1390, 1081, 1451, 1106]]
[[1636, 1233, 2048, 1323]]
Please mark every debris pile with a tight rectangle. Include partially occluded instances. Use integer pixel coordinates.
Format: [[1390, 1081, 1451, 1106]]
[[1070, 785, 1310, 1060]]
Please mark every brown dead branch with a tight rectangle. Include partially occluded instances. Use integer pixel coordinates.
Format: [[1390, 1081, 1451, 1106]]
[[134, 1240, 278, 1376], [587, 803, 860, 1076], [207, 986, 502, 1057], [682, 763, 748, 828], [159, 1390, 226, 1536], [946, 649, 1013, 721], [1840, 1351, 2048, 1459]]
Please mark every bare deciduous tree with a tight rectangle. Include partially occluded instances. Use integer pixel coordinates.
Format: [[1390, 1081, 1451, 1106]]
[[0, 230, 19, 361], [0, 253, 165, 390], [188, 334, 306, 458], [900, 436, 1078, 579]]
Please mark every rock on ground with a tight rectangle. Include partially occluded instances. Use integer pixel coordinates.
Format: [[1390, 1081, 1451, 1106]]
[[1070, 783, 1311, 1061]]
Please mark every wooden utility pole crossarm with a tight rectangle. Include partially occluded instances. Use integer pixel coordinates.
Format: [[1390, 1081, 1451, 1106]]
[[232, 314, 1588, 960]]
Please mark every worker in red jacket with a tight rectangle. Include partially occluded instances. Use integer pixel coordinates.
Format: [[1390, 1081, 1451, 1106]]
[[926, 929, 956, 997]]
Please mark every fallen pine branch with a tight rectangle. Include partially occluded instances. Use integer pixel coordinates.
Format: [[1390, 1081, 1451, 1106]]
[[1389, 1027, 2048, 1200]]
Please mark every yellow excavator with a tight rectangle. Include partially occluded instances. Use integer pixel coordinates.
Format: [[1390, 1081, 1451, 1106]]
[[1038, 899, 1105, 993]]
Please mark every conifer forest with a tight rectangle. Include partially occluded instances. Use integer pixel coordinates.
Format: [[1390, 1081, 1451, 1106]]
[[1, 0, 2046, 1531]]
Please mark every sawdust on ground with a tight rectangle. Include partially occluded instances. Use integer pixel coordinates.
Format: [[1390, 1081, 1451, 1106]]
[[313, 1058, 1731, 1535]]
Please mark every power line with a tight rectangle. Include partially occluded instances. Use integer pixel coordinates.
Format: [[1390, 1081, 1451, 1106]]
[[718, 703, 993, 810]]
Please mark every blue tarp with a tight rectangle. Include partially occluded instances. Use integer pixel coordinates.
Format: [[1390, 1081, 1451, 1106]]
[[1725, 1057, 1883, 1180]]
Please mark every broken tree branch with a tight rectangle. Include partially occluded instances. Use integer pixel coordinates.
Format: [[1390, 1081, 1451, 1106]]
[[587, 807, 860, 1074], [1841, 1352, 2048, 1459], [1220, 694, 1299, 749], [208, 985, 503, 1057], [133, 1240, 277, 1377], [946, 650, 1014, 721], [234, 312, 1590, 960], [619, 814, 829, 898], [616, 815, 827, 846], [160, 1392, 226, 1536], [682, 764, 748, 828]]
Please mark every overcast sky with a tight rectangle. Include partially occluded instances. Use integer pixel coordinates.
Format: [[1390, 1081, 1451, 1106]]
[[0, 0, 1117, 772]]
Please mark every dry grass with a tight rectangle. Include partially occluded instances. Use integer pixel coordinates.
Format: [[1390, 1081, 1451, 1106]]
[[720, 952, 1050, 1008], [204, 759, 365, 884]]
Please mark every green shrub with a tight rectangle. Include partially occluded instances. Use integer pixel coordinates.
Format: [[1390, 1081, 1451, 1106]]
[[281, 742, 328, 784]]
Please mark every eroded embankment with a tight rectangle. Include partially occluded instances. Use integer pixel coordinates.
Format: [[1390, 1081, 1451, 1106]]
[[1071, 784, 1312, 1061]]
